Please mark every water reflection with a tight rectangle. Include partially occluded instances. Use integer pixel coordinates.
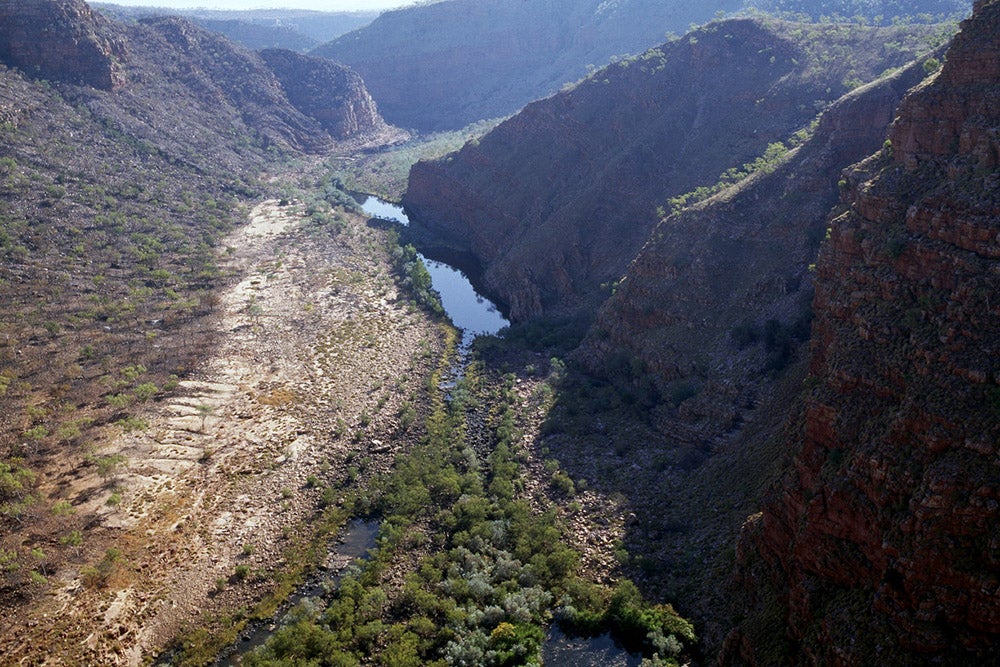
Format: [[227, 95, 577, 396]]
[[355, 194, 509, 345]]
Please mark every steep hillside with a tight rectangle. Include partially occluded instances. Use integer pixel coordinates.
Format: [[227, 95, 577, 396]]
[[313, 0, 742, 131], [577, 51, 937, 457], [728, 0, 1000, 663], [403, 18, 946, 321], [0, 0, 400, 638]]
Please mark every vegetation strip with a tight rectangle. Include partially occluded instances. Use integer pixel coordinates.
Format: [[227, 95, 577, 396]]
[[232, 340, 695, 666]]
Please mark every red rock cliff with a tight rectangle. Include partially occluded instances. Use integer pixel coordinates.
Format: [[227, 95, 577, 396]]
[[728, 1, 1000, 663], [0, 0, 126, 90], [403, 19, 941, 322]]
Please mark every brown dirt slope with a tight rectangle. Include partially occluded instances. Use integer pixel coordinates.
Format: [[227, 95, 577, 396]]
[[0, 199, 445, 665]]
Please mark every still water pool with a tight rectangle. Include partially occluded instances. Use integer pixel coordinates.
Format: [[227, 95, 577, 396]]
[[355, 194, 509, 346]]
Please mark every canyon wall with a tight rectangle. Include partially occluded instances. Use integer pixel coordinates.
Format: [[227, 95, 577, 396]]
[[403, 19, 943, 321], [577, 53, 937, 448], [0, 0, 127, 90], [728, 0, 1000, 663]]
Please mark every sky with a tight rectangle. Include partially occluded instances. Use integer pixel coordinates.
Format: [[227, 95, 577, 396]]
[[105, 0, 420, 10]]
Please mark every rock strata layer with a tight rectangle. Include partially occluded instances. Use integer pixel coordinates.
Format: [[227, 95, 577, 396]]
[[728, 1, 1000, 663]]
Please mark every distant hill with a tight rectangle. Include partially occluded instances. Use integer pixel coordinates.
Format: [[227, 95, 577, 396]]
[[93, 4, 377, 52], [313, 0, 744, 131], [745, 0, 969, 20], [312, 0, 971, 132]]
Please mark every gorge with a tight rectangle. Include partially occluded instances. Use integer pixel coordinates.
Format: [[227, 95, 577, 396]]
[[0, 0, 997, 665]]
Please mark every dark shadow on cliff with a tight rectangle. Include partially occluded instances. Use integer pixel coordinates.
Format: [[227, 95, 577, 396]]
[[470, 322, 808, 659]]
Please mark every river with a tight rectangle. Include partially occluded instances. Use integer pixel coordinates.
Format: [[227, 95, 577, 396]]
[[354, 194, 509, 347], [208, 195, 635, 666]]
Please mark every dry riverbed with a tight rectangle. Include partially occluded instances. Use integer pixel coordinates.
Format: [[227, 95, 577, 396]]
[[0, 199, 445, 665]]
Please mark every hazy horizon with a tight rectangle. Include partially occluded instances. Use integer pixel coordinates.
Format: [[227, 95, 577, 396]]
[[102, 0, 421, 11]]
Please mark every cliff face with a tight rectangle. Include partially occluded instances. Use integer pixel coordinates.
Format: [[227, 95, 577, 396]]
[[403, 19, 943, 321], [0, 2, 394, 153], [259, 48, 387, 141], [0, 0, 127, 90], [577, 53, 936, 447], [729, 1, 1000, 663], [134, 16, 335, 154], [313, 0, 742, 132]]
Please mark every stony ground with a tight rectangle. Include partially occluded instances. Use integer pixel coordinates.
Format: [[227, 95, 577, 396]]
[[0, 199, 445, 666]]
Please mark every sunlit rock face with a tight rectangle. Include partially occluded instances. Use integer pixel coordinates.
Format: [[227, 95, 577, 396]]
[[260, 48, 387, 141], [0, 0, 128, 90]]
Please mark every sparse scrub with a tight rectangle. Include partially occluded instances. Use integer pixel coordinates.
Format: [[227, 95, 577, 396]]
[[235, 345, 693, 665], [665, 141, 789, 215]]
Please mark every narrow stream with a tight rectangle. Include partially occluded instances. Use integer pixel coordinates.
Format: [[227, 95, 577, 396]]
[[357, 195, 642, 667], [212, 519, 379, 666]]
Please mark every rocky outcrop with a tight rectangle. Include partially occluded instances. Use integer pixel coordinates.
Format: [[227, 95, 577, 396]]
[[313, 0, 743, 132], [403, 18, 943, 321], [577, 52, 938, 446], [728, 1, 1000, 663], [134, 16, 334, 153], [0, 0, 127, 90], [259, 48, 388, 140]]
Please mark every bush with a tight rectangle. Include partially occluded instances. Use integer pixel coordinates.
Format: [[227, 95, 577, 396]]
[[605, 580, 696, 656], [550, 471, 576, 497]]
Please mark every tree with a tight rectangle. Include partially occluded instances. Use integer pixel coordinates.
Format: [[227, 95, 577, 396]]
[[60, 530, 83, 557], [196, 404, 214, 432], [90, 454, 127, 485]]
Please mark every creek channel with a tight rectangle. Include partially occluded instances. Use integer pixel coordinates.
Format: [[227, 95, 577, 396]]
[[359, 196, 642, 666], [356, 194, 509, 347], [211, 520, 380, 666], [209, 196, 637, 665]]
